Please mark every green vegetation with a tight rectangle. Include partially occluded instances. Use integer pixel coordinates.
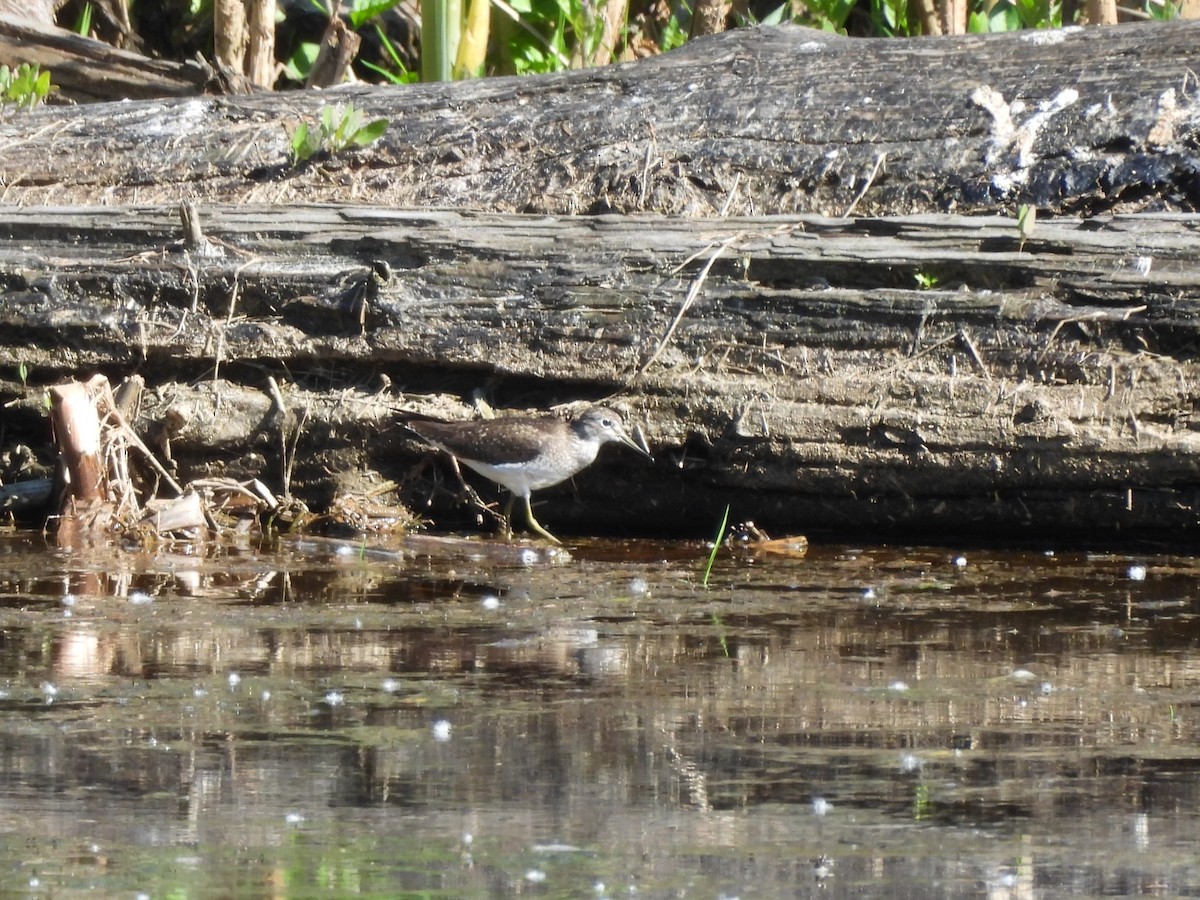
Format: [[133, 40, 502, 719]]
[[289, 103, 389, 165], [702, 504, 730, 588], [0, 64, 55, 110], [1017, 204, 1037, 251], [32, 0, 1186, 95], [73, 2, 95, 37], [914, 270, 940, 290]]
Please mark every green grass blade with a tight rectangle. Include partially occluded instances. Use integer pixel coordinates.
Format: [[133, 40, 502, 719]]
[[702, 504, 730, 588]]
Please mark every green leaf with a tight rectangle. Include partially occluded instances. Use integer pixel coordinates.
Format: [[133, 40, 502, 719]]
[[350, 0, 400, 28], [350, 118, 389, 145], [759, 2, 789, 24], [702, 505, 731, 588], [290, 122, 311, 163], [283, 42, 320, 81], [362, 58, 417, 84], [74, 2, 94, 36], [988, 2, 1021, 31]]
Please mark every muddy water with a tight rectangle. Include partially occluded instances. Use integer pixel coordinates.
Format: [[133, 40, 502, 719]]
[[0, 531, 1199, 897]]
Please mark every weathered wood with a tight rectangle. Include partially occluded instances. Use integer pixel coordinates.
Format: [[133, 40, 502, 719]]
[[0, 22, 1198, 214], [0, 15, 229, 103], [1, 204, 1198, 539]]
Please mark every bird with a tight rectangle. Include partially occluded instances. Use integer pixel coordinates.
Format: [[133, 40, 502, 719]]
[[406, 406, 652, 543]]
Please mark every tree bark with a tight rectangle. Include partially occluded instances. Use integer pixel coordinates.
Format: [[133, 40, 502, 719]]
[[0, 22, 1197, 215]]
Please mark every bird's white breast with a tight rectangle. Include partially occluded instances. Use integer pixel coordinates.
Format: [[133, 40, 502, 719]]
[[460, 440, 601, 495]]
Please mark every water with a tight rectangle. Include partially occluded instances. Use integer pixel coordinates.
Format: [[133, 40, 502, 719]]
[[0, 531, 1198, 897]]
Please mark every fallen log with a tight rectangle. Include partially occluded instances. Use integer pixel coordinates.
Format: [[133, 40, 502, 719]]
[[0, 22, 1197, 215], [3, 21, 1200, 540], [0, 15, 234, 103], [1, 204, 1198, 540]]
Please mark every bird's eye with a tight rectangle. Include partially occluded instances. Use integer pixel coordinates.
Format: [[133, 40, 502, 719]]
[[601, 417, 614, 427]]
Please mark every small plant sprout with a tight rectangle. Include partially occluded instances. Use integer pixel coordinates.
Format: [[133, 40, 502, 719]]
[[702, 504, 731, 588], [289, 103, 389, 165], [1017, 204, 1037, 251], [0, 64, 56, 110], [17, 361, 28, 387], [74, 2, 95, 37], [914, 270, 940, 290]]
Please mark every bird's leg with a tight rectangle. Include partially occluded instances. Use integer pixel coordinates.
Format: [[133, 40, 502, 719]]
[[522, 494, 562, 544]]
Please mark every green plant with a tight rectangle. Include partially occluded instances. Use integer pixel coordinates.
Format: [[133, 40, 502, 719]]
[[284, 41, 320, 82], [701, 504, 730, 588], [349, 0, 400, 27], [1146, 0, 1180, 19], [795, 0, 856, 32], [914, 270, 940, 290], [74, 2, 94, 37], [421, 0, 490, 81], [0, 64, 55, 110], [362, 24, 421, 83], [293, 1, 418, 84], [17, 362, 28, 387], [658, 9, 690, 51], [968, 0, 1060, 32], [1017, 203, 1037, 251], [870, 0, 917, 35], [289, 103, 389, 165], [500, 0, 610, 74]]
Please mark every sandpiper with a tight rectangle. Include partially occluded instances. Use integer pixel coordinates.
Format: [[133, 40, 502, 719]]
[[407, 406, 652, 543]]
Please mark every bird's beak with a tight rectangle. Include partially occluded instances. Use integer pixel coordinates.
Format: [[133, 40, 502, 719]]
[[619, 425, 654, 461]]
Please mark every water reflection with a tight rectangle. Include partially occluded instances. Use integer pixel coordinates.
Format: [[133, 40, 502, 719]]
[[0, 532, 1199, 896]]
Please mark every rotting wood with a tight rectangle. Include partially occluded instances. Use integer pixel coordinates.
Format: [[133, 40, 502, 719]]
[[0, 15, 238, 103], [2, 204, 1200, 540], [0, 22, 1198, 214]]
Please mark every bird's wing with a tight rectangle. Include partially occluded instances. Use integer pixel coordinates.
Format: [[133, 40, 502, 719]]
[[408, 418, 551, 465]]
